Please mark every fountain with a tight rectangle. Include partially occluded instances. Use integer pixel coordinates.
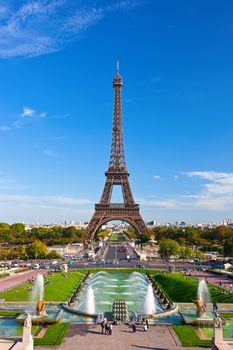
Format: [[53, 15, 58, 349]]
[[73, 271, 174, 321], [84, 285, 96, 314], [197, 279, 211, 304], [180, 278, 218, 326], [194, 279, 211, 318], [16, 274, 61, 325], [144, 284, 156, 315], [32, 274, 46, 317]]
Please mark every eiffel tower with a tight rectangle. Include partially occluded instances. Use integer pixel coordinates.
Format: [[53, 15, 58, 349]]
[[86, 64, 147, 239]]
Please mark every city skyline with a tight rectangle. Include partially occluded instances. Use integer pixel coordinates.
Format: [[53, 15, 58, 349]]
[[1, 0, 233, 224]]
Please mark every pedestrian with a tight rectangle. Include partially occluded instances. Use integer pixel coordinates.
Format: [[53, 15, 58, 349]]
[[105, 323, 109, 335], [213, 301, 218, 311], [109, 323, 112, 335], [143, 324, 148, 332], [101, 320, 105, 334], [132, 323, 136, 332], [146, 319, 149, 329]]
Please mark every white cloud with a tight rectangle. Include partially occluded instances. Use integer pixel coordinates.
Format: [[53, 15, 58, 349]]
[[21, 106, 46, 119], [136, 197, 177, 208], [0, 193, 93, 223], [2, 106, 47, 131], [185, 171, 233, 195], [137, 170, 233, 215], [0, 192, 94, 223], [21, 107, 35, 117], [181, 171, 233, 211], [153, 175, 161, 180], [43, 149, 58, 157], [0, 178, 24, 190], [0, 125, 11, 131], [0, 1, 144, 59]]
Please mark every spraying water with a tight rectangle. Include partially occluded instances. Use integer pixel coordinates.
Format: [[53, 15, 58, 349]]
[[84, 285, 96, 314], [31, 274, 44, 302], [197, 279, 211, 303], [144, 284, 156, 314]]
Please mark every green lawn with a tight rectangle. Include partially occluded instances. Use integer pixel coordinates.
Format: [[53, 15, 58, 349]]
[[34, 324, 69, 346], [154, 273, 233, 303], [108, 232, 125, 241], [0, 311, 20, 316], [173, 325, 211, 347], [0, 271, 85, 302], [220, 313, 233, 319]]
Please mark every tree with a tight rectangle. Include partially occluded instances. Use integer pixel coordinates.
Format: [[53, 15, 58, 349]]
[[193, 249, 205, 260], [223, 238, 233, 257], [98, 229, 111, 240], [47, 250, 61, 259], [123, 226, 138, 239], [179, 246, 194, 259], [11, 223, 25, 235], [0, 222, 11, 243], [158, 239, 180, 259], [26, 240, 48, 259]]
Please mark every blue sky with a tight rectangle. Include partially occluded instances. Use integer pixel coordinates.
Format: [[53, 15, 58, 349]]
[[0, 0, 233, 224]]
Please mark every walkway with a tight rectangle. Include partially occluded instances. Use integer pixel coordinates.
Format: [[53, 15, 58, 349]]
[[190, 270, 233, 291], [36, 324, 210, 350], [0, 270, 46, 293]]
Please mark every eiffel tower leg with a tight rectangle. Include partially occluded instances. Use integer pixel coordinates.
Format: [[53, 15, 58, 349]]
[[85, 213, 103, 240]]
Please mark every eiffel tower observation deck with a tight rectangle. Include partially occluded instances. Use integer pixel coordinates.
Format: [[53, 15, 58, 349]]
[[86, 64, 147, 239]]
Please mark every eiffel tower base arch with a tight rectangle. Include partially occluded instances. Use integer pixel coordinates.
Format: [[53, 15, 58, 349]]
[[86, 204, 147, 240]]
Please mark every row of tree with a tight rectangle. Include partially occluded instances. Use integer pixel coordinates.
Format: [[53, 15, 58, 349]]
[[0, 222, 233, 257], [158, 239, 204, 259], [0, 240, 61, 260], [124, 225, 233, 257], [0, 223, 88, 246]]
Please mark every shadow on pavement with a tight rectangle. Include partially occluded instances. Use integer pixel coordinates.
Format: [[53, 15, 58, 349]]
[[131, 346, 168, 350]]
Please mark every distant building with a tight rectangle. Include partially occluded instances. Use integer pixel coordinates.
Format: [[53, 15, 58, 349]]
[[47, 243, 83, 257]]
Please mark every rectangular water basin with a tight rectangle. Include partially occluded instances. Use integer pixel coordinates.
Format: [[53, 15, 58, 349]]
[[0, 318, 42, 337]]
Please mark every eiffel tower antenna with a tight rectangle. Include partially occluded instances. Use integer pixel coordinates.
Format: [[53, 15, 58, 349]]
[[116, 60, 120, 76], [86, 66, 147, 239]]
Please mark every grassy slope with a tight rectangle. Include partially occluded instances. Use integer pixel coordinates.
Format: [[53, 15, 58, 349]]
[[154, 273, 233, 303], [0, 271, 85, 302], [173, 325, 211, 347]]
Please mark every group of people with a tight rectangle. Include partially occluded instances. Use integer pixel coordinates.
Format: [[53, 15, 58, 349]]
[[101, 318, 113, 335], [27, 275, 51, 292], [131, 318, 149, 333], [217, 281, 233, 294], [101, 317, 149, 335]]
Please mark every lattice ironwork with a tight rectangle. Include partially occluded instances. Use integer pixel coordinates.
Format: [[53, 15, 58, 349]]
[[86, 65, 147, 239]]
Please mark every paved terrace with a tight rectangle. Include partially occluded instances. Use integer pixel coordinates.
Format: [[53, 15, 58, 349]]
[[36, 324, 210, 350], [190, 270, 233, 291]]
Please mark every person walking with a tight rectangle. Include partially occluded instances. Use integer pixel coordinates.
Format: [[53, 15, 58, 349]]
[[105, 322, 109, 335], [132, 323, 136, 332], [109, 323, 112, 335], [101, 320, 105, 334], [146, 319, 149, 330]]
